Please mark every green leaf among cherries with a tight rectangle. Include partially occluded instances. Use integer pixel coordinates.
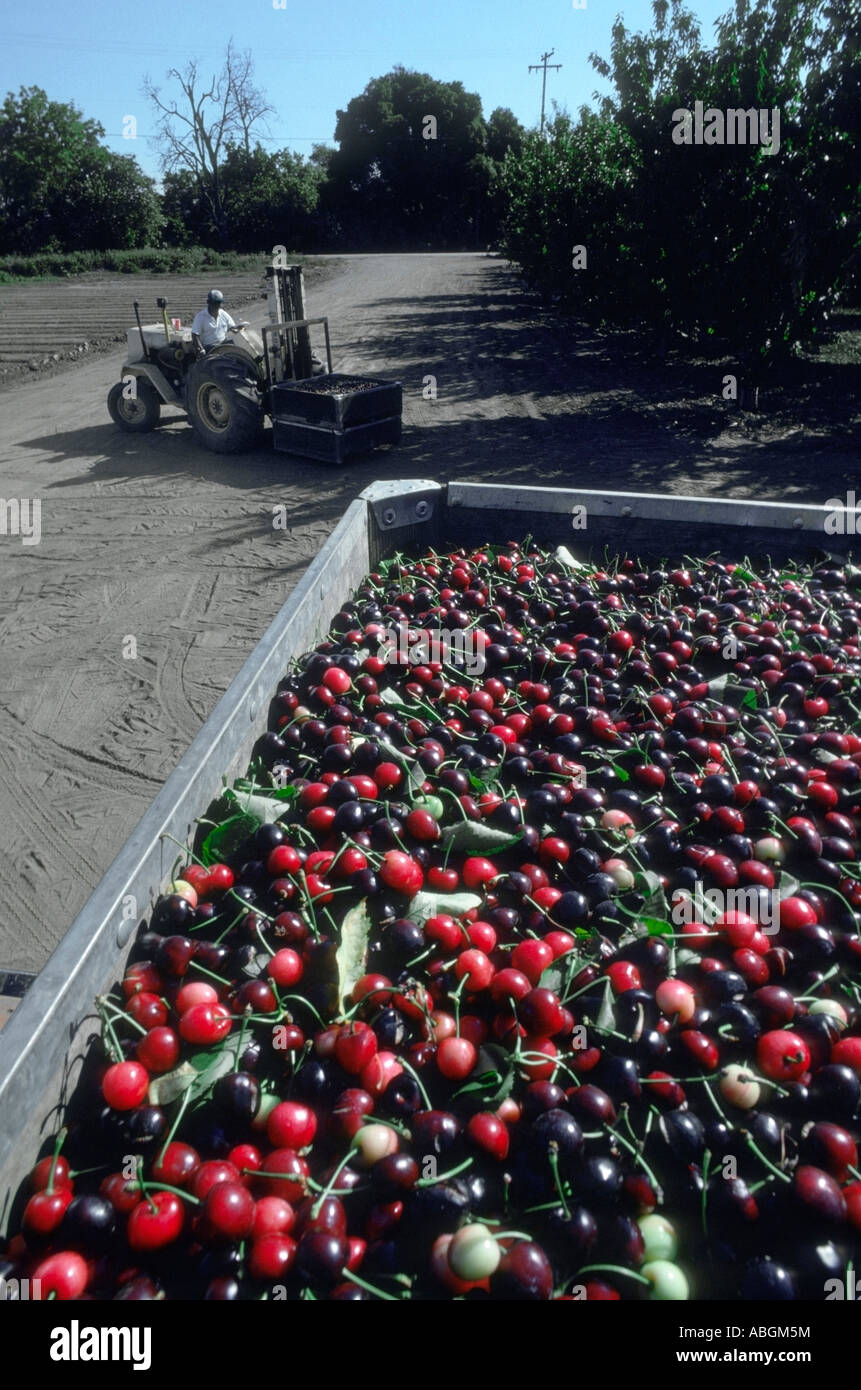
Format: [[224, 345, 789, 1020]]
[[335, 898, 373, 1006]]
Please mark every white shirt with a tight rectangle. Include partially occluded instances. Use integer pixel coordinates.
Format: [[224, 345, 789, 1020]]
[[191, 308, 236, 347]]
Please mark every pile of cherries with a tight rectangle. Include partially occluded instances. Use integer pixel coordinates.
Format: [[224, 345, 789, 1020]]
[[5, 542, 861, 1301]]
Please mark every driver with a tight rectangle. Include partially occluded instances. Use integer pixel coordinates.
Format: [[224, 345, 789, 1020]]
[[191, 290, 237, 356]]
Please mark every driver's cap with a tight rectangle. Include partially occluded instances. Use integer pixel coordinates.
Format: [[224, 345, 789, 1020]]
[[207, 289, 224, 303]]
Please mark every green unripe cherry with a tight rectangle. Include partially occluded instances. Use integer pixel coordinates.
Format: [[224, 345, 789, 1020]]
[[642, 1259, 689, 1301], [637, 1213, 678, 1262], [447, 1223, 501, 1281]]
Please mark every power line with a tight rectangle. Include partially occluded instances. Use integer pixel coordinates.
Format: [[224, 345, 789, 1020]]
[[528, 48, 562, 135]]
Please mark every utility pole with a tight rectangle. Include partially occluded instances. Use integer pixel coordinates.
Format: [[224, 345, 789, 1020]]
[[529, 49, 562, 135]]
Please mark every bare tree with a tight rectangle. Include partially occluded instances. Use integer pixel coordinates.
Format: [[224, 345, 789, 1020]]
[[144, 40, 273, 245]]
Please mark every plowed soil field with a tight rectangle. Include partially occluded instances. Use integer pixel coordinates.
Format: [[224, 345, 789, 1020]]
[[0, 263, 334, 388]]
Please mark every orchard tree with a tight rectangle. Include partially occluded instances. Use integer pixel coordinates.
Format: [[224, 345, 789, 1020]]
[[328, 68, 488, 246], [220, 144, 324, 251], [0, 86, 159, 253], [500, 0, 859, 404], [144, 40, 273, 246]]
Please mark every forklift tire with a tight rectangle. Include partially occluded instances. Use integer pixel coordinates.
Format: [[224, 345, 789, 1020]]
[[107, 377, 161, 433], [185, 354, 264, 454]]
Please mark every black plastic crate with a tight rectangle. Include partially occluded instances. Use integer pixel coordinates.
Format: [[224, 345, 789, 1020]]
[[272, 374, 402, 430], [272, 414, 402, 463]]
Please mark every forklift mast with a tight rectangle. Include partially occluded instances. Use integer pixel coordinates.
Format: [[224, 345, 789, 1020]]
[[264, 264, 314, 382]]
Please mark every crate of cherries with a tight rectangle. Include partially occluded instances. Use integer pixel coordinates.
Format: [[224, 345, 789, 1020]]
[[7, 541, 861, 1301]]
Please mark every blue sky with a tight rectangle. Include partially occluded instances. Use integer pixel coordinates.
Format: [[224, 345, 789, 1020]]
[[1, 0, 731, 179]]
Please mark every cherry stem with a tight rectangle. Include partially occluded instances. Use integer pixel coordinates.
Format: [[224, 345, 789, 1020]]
[[97, 996, 147, 1037], [189, 961, 232, 987], [795, 963, 842, 998], [311, 1144, 359, 1218], [156, 1085, 193, 1167], [340, 1269, 402, 1301], [145, 1180, 201, 1205], [701, 1148, 712, 1238], [279, 994, 328, 1030], [160, 831, 206, 870], [415, 1156, 473, 1188], [576, 1263, 651, 1286], [396, 1055, 433, 1111], [233, 1012, 250, 1072], [546, 1144, 571, 1219], [46, 1127, 67, 1196], [96, 1002, 125, 1062], [606, 1122, 664, 1201], [740, 1130, 791, 1183]]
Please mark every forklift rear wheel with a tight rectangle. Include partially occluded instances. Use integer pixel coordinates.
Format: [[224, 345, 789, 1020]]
[[107, 377, 161, 433]]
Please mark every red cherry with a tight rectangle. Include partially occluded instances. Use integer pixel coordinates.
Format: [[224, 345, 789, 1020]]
[[151, 1142, 200, 1187], [32, 1251, 89, 1300], [717, 912, 757, 949], [374, 762, 402, 791], [427, 866, 459, 892], [267, 1101, 317, 1151], [510, 939, 554, 985], [266, 844, 302, 875], [127, 1191, 186, 1250], [606, 961, 642, 994], [207, 863, 235, 893], [267, 948, 304, 987], [379, 849, 424, 896], [490, 968, 532, 1003], [334, 1022, 378, 1074], [179, 1002, 232, 1045], [757, 1029, 811, 1081], [126, 991, 169, 1028], [462, 857, 498, 891], [425, 914, 463, 951], [250, 1232, 298, 1280], [467, 920, 497, 953], [257, 1149, 310, 1202], [229, 1144, 262, 1175], [331, 1088, 375, 1140], [519, 1037, 558, 1080], [361, 1051, 404, 1095], [466, 1111, 510, 1160], [253, 1195, 296, 1237], [779, 896, 818, 931], [191, 1160, 242, 1199], [23, 1186, 74, 1233], [678, 1030, 720, 1070], [519, 987, 566, 1036], [29, 1155, 72, 1192], [831, 1036, 861, 1076], [122, 961, 162, 997], [437, 1036, 477, 1081], [136, 1026, 180, 1073], [846, 1182, 861, 1232], [100, 1172, 140, 1214], [455, 949, 495, 991], [202, 1181, 256, 1239], [102, 1060, 149, 1111]]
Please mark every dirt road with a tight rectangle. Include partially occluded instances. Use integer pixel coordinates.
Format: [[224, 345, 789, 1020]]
[[0, 251, 857, 973]]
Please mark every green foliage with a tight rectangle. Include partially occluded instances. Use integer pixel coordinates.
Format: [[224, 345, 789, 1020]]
[[500, 0, 860, 378], [161, 144, 333, 251], [0, 86, 161, 254], [0, 246, 273, 282], [326, 67, 524, 247]]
